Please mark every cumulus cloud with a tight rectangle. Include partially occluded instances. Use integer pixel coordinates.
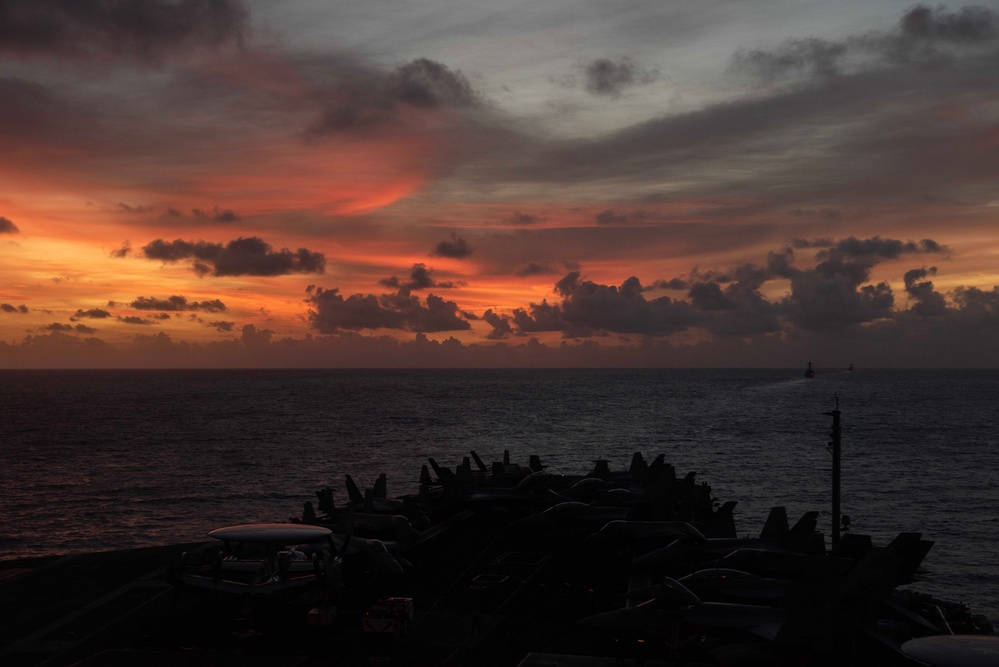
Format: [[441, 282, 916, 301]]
[[378, 264, 459, 295], [552, 272, 699, 337], [118, 315, 156, 325], [583, 58, 660, 97], [0, 0, 248, 61], [904, 266, 949, 316], [510, 300, 564, 334], [0, 216, 19, 233], [71, 308, 112, 320], [207, 320, 235, 332], [431, 233, 472, 259], [2, 303, 29, 313], [492, 235, 948, 339], [43, 322, 98, 334], [240, 323, 273, 346], [142, 236, 326, 277], [129, 295, 227, 312], [482, 309, 513, 340], [306, 287, 471, 334], [110, 241, 131, 258]]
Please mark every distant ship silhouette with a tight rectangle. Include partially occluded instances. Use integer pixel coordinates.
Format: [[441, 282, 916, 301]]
[[804, 361, 815, 378]]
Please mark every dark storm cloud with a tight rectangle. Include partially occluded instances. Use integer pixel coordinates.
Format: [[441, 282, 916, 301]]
[[904, 266, 949, 316], [502, 235, 946, 339], [482, 309, 513, 340], [583, 58, 660, 97], [430, 233, 472, 259], [2, 303, 29, 313], [306, 287, 471, 334], [71, 308, 111, 320], [780, 253, 895, 330], [688, 282, 736, 311], [307, 58, 476, 136], [646, 278, 690, 291], [951, 285, 999, 320], [0, 216, 19, 233], [110, 241, 131, 258], [511, 300, 563, 333], [130, 295, 226, 312], [552, 272, 698, 336], [0, 0, 248, 61], [378, 264, 458, 295], [240, 323, 273, 346], [142, 237, 326, 276]]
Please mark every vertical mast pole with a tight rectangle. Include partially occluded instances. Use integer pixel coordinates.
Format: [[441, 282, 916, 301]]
[[824, 395, 841, 549]]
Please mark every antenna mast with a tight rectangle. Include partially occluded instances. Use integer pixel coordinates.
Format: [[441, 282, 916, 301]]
[[824, 394, 842, 548]]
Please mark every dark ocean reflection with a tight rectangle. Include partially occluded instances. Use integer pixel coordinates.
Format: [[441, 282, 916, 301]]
[[1, 368, 996, 623]]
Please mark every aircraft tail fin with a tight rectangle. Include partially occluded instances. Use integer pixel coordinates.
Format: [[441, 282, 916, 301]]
[[315, 487, 336, 517], [427, 457, 454, 480], [629, 452, 648, 480], [420, 465, 433, 486], [470, 450, 488, 472], [784, 511, 825, 553], [790, 510, 819, 534], [372, 473, 387, 499], [529, 454, 545, 472], [363, 488, 374, 513], [345, 474, 365, 505], [760, 506, 789, 539], [886, 532, 933, 585], [703, 501, 738, 538], [827, 546, 901, 629]]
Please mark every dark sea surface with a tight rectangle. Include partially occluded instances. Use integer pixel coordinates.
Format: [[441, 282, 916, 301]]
[[1, 368, 996, 627]]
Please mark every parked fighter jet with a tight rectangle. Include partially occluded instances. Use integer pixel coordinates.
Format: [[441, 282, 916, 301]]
[[580, 545, 921, 655], [630, 507, 825, 572]]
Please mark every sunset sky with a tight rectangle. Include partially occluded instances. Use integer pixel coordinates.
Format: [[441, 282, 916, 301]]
[[2, 0, 999, 367]]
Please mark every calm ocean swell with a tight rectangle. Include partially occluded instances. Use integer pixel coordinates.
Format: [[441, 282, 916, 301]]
[[0, 368, 996, 626]]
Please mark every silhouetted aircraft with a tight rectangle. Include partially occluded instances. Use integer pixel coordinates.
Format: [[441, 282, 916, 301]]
[[580, 544, 925, 655], [170, 523, 341, 606], [630, 508, 825, 572]]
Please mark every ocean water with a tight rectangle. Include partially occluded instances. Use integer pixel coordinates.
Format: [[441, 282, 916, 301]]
[[1, 368, 996, 626]]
